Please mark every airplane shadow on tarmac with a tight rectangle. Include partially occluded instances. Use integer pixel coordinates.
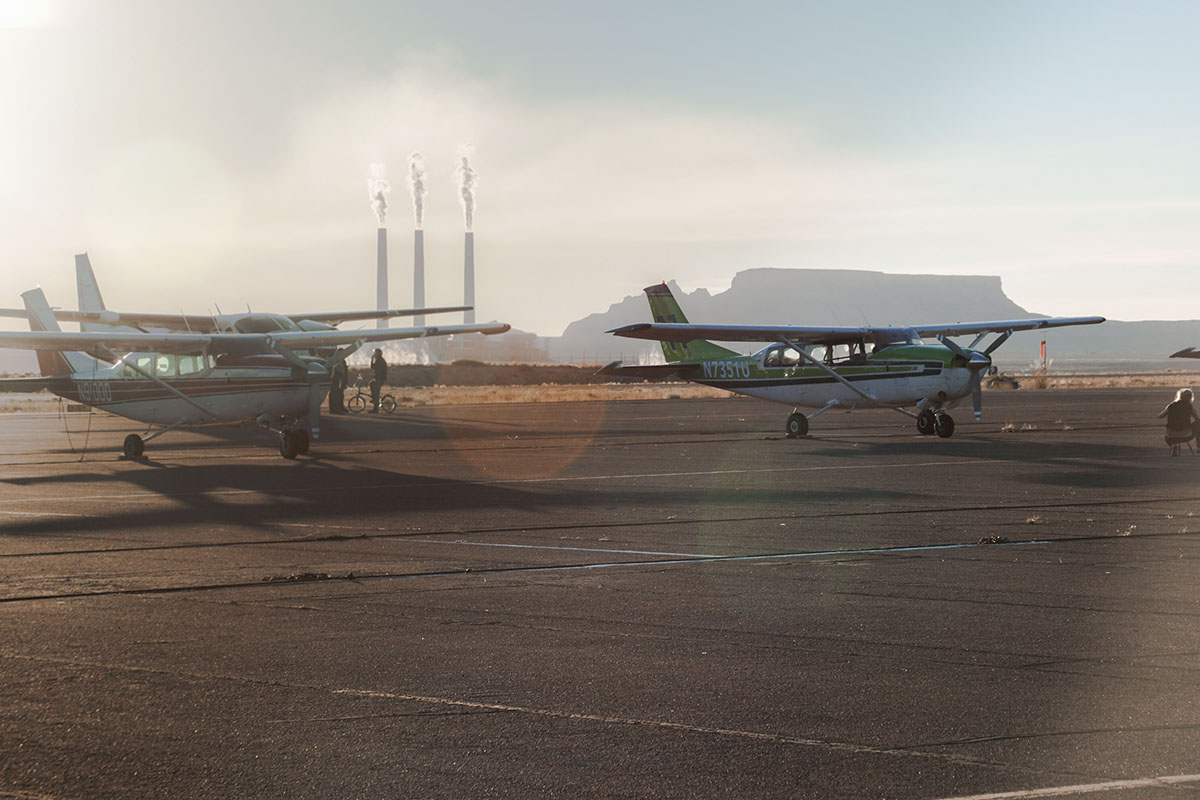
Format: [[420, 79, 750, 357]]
[[0, 461, 567, 537], [802, 434, 1196, 490], [36, 410, 521, 460]]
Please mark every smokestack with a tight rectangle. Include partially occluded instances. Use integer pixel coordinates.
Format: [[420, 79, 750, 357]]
[[377, 228, 388, 328], [368, 164, 392, 328], [464, 231, 475, 324], [455, 148, 477, 325], [408, 153, 427, 327], [413, 229, 425, 327]]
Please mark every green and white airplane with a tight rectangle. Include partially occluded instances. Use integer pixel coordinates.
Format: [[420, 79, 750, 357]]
[[602, 283, 1105, 438]]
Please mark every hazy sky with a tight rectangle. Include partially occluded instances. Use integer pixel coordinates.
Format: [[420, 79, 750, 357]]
[[2, 0, 1199, 335]]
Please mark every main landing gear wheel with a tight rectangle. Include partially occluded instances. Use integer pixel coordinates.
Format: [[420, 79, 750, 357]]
[[934, 413, 956, 438], [279, 430, 308, 459], [785, 413, 809, 438], [916, 409, 937, 436], [122, 434, 145, 459]]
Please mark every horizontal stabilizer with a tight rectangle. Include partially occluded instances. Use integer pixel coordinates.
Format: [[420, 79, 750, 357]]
[[0, 376, 55, 392], [597, 361, 691, 381]]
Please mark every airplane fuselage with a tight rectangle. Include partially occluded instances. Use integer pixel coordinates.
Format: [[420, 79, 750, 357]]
[[50, 353, 328, 429], [683, 344, 970, 410]]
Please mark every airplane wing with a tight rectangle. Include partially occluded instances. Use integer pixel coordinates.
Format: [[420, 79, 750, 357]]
[[0, 306, 476, 331], [284, 306, 472, 325], [609, 317, 1105, 345], [608, 323, 873, 346], [910, 317, 1106, 338], [0, 308, 223, 332], [1171, 347, 1200, 359], [0, 323, 511, 359]]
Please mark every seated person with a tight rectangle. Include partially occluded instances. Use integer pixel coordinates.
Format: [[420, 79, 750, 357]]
[[1159, 388, 1199, 455]]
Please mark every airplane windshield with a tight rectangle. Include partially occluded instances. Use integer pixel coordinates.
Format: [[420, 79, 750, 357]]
[[762, 344, 802, 368], [871, 327, 923, 351], [232, 315, 300, 334]]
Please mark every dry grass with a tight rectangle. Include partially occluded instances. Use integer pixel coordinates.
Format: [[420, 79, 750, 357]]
[[1006, 371, 1200, 389], [386, 383, 729, 406]]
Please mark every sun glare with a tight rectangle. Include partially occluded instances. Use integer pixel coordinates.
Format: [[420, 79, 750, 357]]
[[0, 0, 56, 29]]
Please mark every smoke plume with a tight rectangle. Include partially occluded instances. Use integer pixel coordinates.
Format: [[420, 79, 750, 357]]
[[367, 163, 391, 227], [408, 153, 427, 229], [455, 147, 477, 231]]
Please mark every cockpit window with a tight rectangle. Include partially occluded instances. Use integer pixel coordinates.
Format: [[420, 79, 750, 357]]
[[763, 344, 802, 368], [232, 315, 300, 334], [870, 327, 923, 351]]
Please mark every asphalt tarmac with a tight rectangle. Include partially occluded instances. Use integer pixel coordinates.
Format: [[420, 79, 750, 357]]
[[2, 388, 1199, 799]]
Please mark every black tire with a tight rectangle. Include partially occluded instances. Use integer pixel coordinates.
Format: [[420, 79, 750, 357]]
[[347, 393, 367, 414], [785, 413, 808, 438], [916, 409, 936, 435], [381, 395, 397, 414], [934, 413, 956, 438], [123, 434, 144, 459], [293, 429, 310, 455], [279, 431, 300, 459]]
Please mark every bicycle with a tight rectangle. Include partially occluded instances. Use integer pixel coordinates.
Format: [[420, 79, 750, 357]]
[[346, 381, 397, 414]]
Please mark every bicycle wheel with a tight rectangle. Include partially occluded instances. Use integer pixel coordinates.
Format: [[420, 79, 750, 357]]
[[381, 395, 397, 414], [347, 393, 367, 414]]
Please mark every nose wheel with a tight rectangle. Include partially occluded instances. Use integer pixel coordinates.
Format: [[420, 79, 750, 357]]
[[122, 434, 145, 459], [916, 409, 956, 438], [279, 429, 310, 459], [785, 413, 809, 438]]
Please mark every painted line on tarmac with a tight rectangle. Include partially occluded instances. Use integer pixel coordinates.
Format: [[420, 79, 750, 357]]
[[936, 773, 1200, 799], [404, 538, 1049, 564], [0, 538, 1051, 604], [0, 509, 85, 518], [326, 687, 1040, 774], [406, 538, 710, 558], [0, 649, 1049, 776]]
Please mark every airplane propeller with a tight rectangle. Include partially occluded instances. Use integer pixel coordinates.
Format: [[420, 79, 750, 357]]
[[937, 335, 993, 420]]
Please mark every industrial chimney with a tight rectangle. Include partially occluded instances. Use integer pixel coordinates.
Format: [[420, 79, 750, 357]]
[[463, 231, 475, 325], [367, 163, 391, 329], [376, 227, 388, 329], [413, 229, 425, 327]]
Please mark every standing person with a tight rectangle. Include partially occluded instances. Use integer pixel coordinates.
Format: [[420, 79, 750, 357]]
[[1159, 388, 1199, 456], [328, 359, 347, 414], [369, 348, 388, 413]]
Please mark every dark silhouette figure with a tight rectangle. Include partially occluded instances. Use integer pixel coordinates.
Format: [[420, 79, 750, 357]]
[[328, 360, 347, 414], [369, 348, 388, 413], [1159, 388, 1199, 456]]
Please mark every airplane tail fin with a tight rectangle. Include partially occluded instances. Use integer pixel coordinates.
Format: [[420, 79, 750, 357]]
[[22, 288, 95, 376], [75, 253, 109, 330], [643, 283, 738, 362]]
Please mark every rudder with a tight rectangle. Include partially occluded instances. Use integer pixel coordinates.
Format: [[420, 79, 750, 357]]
[[643, 283, 738, 362], [22, 288, 95, 376]]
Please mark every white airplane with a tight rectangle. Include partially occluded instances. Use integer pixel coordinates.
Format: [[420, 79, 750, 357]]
[[602, 282, 1105, 437], [0, 253, 473, 335], [0, 286, 508, 459]]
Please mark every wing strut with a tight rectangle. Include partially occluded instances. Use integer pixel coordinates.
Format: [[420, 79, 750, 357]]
[[784, 338, 879, 403]]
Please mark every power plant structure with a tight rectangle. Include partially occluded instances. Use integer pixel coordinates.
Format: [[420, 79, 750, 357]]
[[361, 153, 517, 360], [463, 231, 475, 325], [412, 229, 425, 328], [376, 227, 388, 329]]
